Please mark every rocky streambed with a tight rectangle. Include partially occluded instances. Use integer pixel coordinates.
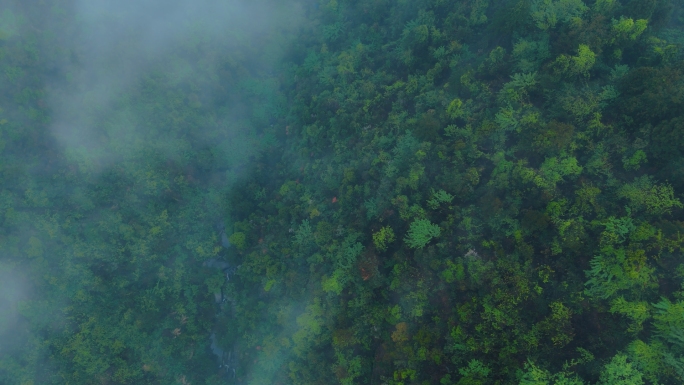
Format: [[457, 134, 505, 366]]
[[203, 222, 240, 380]]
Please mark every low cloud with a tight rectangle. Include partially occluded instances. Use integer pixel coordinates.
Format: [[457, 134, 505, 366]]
[[44, 0, 302, 173]]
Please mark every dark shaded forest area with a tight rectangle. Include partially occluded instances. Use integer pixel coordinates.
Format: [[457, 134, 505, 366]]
[[1, 0, 684, 384]]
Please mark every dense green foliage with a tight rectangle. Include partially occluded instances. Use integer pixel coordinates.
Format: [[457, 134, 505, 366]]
[[1, 0, 684, 384]]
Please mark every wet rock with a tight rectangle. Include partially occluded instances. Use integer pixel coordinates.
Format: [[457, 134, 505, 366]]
[[224, 266, 237, 281], [223, 347, 239, 370], [209, 332, 224, 361], [203, 258, 231, 270], [221, 231, 231, 248]]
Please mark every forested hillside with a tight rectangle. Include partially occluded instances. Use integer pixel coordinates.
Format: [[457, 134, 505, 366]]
[[1, 0, 684, 384]]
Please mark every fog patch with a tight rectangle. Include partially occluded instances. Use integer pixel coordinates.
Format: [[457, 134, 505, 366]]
[[46, 0, 302, 174], [0, 263, 31, 354]]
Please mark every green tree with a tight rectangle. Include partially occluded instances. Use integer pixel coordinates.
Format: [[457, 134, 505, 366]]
[[619, 176, 683, 215], [597, 354, 644, 385], [519, 360, 585, 384], [373, 226, 396, 251], [513, 36, 551, 72], [610, 17, 648, 44], [652, 298, 684, 347], [447, 98, 466, 119], [427, 189, 454, 209], [609, 297, 651, 333], [584, 246, 656, 300], [229, 231, 247, 250], [404, 219, 441, 249], [552, 44, 596, 77], [531, 0, 589, 30]]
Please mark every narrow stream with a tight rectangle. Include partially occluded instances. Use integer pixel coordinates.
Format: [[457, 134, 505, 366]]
[[204, 222, 240, 381]]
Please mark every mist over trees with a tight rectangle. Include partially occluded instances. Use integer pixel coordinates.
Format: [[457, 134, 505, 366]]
[[1, 0, 684, 384]]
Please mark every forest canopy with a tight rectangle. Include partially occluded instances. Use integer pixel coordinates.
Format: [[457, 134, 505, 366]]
[[1, 0, 684, 384]]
